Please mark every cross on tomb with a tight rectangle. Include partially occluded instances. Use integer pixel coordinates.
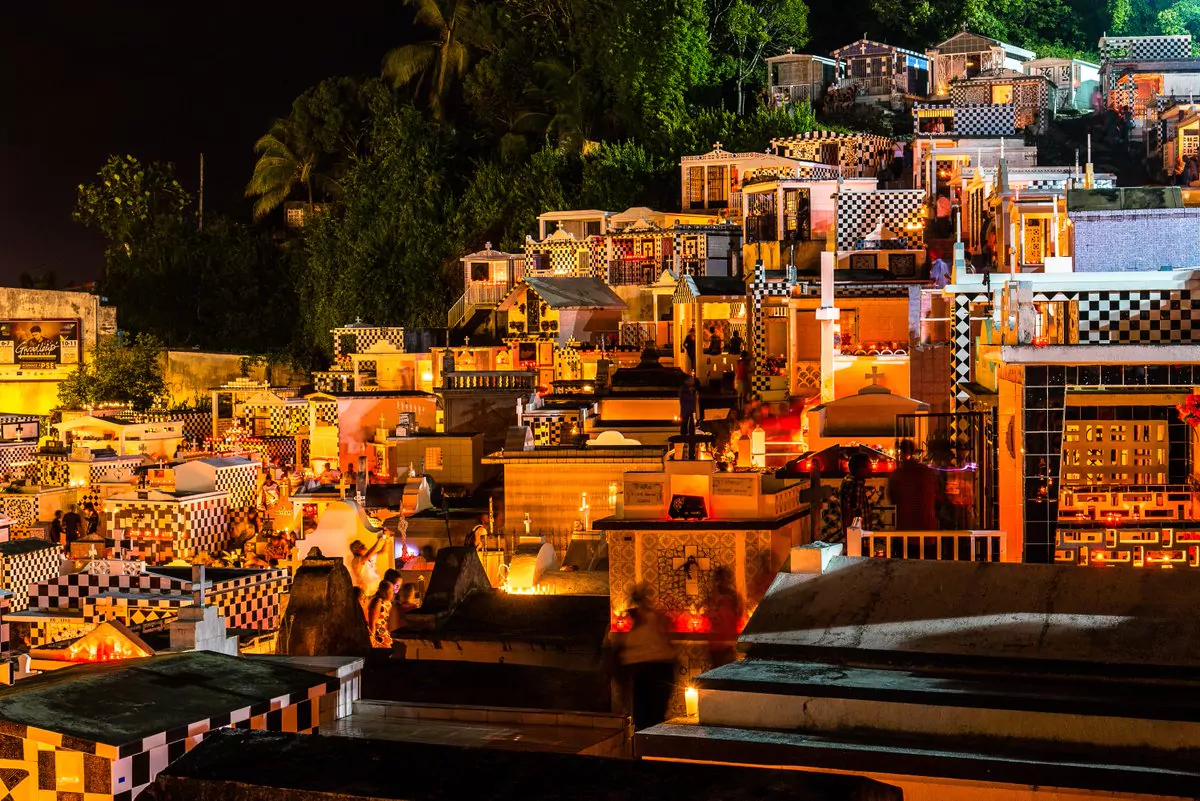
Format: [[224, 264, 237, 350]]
[[712, 141, 723, 150], [672, 545, 711, 597], [864, 365, 884, 387]]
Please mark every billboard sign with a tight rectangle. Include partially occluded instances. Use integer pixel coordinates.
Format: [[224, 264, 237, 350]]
[[0, 320, 81, 365]]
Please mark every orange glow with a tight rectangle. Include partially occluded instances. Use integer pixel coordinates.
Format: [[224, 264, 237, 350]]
[[64, 634, 149, 663], [612, 614, 632, 633]]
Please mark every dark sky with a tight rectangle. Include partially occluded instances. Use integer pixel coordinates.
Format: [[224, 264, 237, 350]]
[[0, 1, 407, 285]]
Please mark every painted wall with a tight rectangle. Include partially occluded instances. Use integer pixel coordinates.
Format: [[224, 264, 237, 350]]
[[162, 351, 303, 408], [1072, 210, 1200, 272]]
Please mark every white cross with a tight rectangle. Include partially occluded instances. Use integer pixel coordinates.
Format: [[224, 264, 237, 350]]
[[671, 546, 711, 597], [864, 365, 884, 386], [713, 141, 723, 150]]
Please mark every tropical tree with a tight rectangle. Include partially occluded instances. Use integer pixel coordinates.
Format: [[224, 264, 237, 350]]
[[245, 118, 340, 222], [73, 155, 189, 257], [516, 59, 597, 152], [57, 333, 166, 412], [709, 0, 810, 115], [383, 0, 487, 120]]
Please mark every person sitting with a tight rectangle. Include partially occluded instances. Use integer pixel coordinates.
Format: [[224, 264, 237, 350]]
[[705, 326, 723, 355], [395, 582, 419, 614], [726, 330, 743, 354]]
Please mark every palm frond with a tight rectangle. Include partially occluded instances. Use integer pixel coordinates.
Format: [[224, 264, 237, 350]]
[[382, 42, 439, 87], [409, 0, 448, 33]]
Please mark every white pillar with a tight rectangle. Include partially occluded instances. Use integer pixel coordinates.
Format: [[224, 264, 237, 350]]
[[816, 253, 840, 403]]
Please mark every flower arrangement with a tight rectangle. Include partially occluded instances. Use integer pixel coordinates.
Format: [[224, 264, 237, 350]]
[[1177, 394, 1200, 427]]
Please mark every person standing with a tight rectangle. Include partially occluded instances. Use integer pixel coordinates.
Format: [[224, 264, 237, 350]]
[[49, 510, 63, 547], [838, 453, 873, 539], [83, 503, 100, 538], [705, 567, 744, 669], [888, 441, 940, 531], [682, 328, 697, 375], [678, 377, 698, 438], [349, 536, 389, 598], [614, 585, 677, 731], [367, 579, 394, 649], [935, 190, 952, 237], [61, 505, 82, 543]]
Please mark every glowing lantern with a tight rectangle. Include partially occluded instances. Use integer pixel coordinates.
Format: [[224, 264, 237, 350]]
[[750, 426, 766, 468]]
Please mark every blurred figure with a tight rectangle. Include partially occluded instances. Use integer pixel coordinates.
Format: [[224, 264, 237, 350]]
[[888, 440, 939, 531], [838, 453, 872, 539], [705, 566, 743, 668], [349, 535, 389, 597], [614, 584, 676, 731]]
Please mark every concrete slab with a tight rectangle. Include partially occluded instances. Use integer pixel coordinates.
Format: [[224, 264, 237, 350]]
[[745, 555, 1200, 671]]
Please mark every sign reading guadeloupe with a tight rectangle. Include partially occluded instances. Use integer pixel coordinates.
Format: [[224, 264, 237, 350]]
[[0, 319, 80, 366]]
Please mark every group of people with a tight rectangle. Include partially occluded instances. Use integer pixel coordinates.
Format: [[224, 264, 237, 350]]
[[50, 503, 100, 545], [609, 568, 743, 733], [1172, 155, 1200, 187], [347, 534, 431, 649]]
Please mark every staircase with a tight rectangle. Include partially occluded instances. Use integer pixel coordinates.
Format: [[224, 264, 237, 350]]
[[447, 282, 510, 333]]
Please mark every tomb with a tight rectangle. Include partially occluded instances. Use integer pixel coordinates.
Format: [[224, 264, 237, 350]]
[[147, 729, 900, 801], [1024, 55, 1100, 111], [926, 30, 1037, 97], [1068, 187, 1200, 273], [0, 540, 62, 612], [0, 650, 341, 801], [275, 549, 370, 657], [947, 265, 1200, 564], [829, 39, 931, 104], [598, 459, 811, 708], [27, 619, 154, 670], [765, 50, 838, 108], [497, 276, 626, 346], [103, 488, 231, 564], [1099, 33, 1200, 142], [638, 550, 1200, 800], [54, 415, 183, 459]]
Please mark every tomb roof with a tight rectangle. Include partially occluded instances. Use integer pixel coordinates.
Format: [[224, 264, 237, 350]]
[[741, 554, 1200, 673], [1067, 186, 1184, 212], [0, 539, 58, 556], [517, 277, 626, 310], [151, 728, 900, 800], [0, 651, 331, 748]]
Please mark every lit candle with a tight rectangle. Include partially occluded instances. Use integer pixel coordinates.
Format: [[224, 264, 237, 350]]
[[685, 686, 699, 717]]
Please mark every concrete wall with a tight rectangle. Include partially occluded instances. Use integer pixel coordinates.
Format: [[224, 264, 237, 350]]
[[1072, 210, 1200, 272], [162, 352, 303, 408], [908, 344, 951, 414]]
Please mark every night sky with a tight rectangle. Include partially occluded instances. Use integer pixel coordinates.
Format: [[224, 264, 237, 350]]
[[0, 1, 406, 285], [0, 1, 865, 288]]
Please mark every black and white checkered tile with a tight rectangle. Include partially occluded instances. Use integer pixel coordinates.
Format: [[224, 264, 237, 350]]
[[331, 326, 405, 360], [0, 542, 63, 612], [213, 462, 260, 510], [0, 443, 34, 477], [1100, 34, 1191, 62], [1076, 290, 1199, 344], [836, 190, 925, 252], [31, 571, 179, 610], [952, 103, 1017, 136], [772, 130, 895, 178]]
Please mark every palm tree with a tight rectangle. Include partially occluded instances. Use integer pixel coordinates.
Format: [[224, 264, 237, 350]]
[[383, 0, 484, 120], [245, 119, 340, 222]]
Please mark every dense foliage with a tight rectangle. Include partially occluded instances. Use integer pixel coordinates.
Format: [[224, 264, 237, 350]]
[[74, 0, 1198, 367], [57, 333, 167, 412]]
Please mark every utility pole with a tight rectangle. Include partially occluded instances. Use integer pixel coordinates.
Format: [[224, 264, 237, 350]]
[[198, 153, 205, 230]]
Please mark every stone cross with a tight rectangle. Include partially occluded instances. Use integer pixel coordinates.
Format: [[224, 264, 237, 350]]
[[191, 564, 210, 607], [713, 141, 723, 150], [864, 365, 883, 386], [672, 546, 711, 597]]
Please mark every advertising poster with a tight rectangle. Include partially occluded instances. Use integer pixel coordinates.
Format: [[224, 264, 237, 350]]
[[0, 320, 80, 365]]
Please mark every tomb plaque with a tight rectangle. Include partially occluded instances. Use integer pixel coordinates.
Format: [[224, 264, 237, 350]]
[[712, 474, 757, 498], [626, 480, 666, 506]]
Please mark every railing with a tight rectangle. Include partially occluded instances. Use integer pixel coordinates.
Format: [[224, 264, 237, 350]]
[[772, 84, 814, 104], [441, 371, 537, 392], [848, 75, 895, 95], [447, 294, 467, 328], [448, 282, 512, 328], [847, 527, 1007, 562], [619, 322, 658, 348], [608, 259, 662, 286]]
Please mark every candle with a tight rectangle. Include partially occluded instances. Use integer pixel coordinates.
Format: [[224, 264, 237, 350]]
[[685, 686, 699, 717]]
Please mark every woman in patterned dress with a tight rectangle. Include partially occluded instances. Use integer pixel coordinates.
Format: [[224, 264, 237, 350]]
[[367, 579, 394, 649]]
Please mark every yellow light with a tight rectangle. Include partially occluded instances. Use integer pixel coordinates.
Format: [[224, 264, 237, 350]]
[[685, 686, 699, 717], [420, 371, 433, 384]]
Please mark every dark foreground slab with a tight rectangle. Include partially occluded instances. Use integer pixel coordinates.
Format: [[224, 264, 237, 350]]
[[148, 729, 901, 801]]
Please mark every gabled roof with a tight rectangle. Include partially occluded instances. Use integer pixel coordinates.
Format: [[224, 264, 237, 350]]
[[832, 38, 927, 61], [501, 277, 626, 311], [930, 30, 1036, 60], [675, 275, 747, 302]]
